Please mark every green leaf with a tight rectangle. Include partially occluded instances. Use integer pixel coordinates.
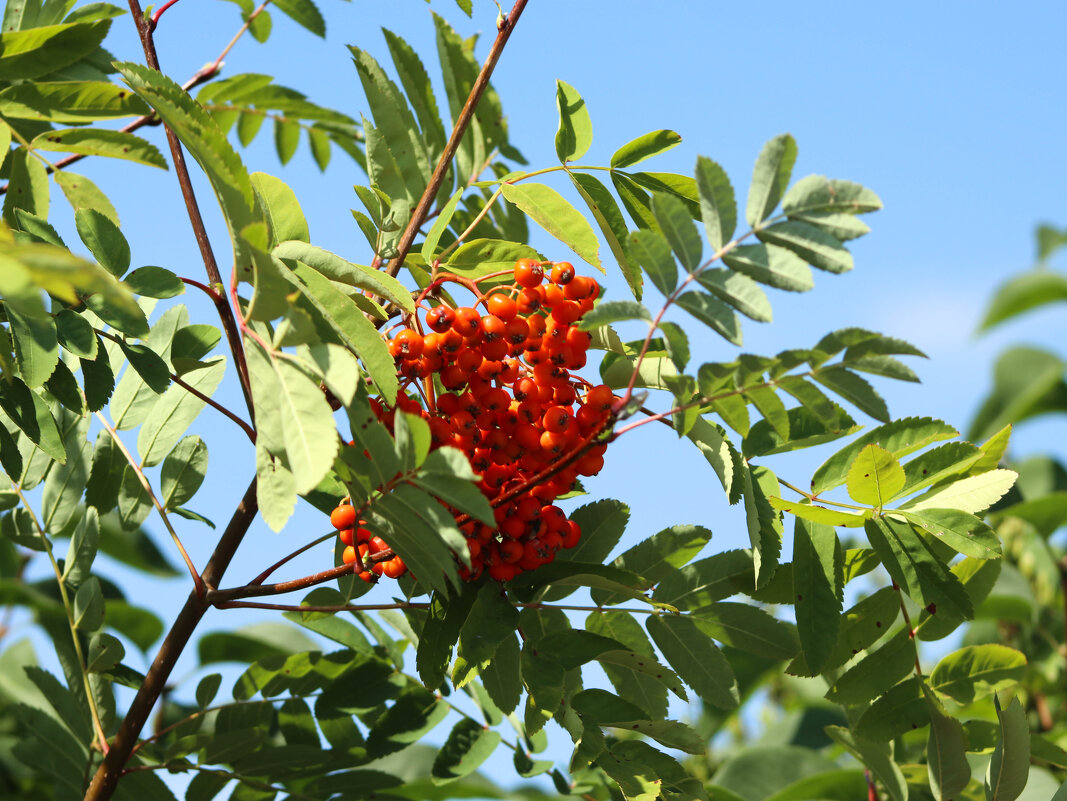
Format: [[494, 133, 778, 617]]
[[744, 464, 782, 590], [6, 307, 58, 388], [865, 516, 973, 621], [610, 130, 681, 169], [846, 444, 905, 506], [813, 417, 958, 495], [813, 366, 888, 422], [757, 220, 853, 273], [263, 349, 337, 494], [577, 299, 651, 330], [277, 259, 397, 401], [273, 240, 413, 312], [554, 79, 591, 163], [115, 341, 170, 396], [122, 265, 183, 299], [73, 575, 104, 630], [652, 191, 702, 272], [924, 685, 971, 801], [480, 633, 521, 714], [746, 133, 797, 227], [430, 717, 501, 785], [500, 182, 600, 269], [768, 496, 867, 527], [978, 269, 1067, 331], [690, 602, 799, 660], [901, 469, 1017, 515], [898, 508, 1002, 560], [54, 310, 96, 360], [723, 243, 813, 292], [62, 506, 98, 586], [248, 174, 308, 253], [41, 426, 90, 533], [652, 549, 752, 610], [0, 377, 65, 463], [420, 188, 463, 264], [457, 582, 519, 681], [646, 614, 738, 709], [792, 519, 842, 674], [2, 148, 49, 227], [854, 676, 928, 741], [54, 170, 119, 224], [271, 0, 324, 36], [626, 227, 676, 295], [160, 435, 208, 509], [675, 291, 742, 345], [86, 631, 124, 672], [0, 20, 110, 79], [549, 499, 629, 570], [74, 207, 130, 278], [444, 238, 540, 280], [825, 728, 907, 801], [33, 127, 166, 168], [787, 586, 900, 676], [695, 155, 737, 253], [930, 644, 1027, 705], [986, 697, 1030, 801], [0, 79, 149, 123], [593, 523, 711, 606], [824, 629, 915, 706], [698, 268, 771, 322], [106, 601, 163, 652], [781, 175, 882, 215], [684, 416, 740, 500]]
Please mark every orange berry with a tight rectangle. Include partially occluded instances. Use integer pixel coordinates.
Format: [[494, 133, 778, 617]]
[[330, 505, 356, 531]]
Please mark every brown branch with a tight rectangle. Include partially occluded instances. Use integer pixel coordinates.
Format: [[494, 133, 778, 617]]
[[170, 372, 256, 442], [83, 477, 259, 801], [383, 0, 529, 279]]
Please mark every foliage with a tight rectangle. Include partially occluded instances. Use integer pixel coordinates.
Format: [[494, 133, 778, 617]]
[[0, 2, 1060, 801]]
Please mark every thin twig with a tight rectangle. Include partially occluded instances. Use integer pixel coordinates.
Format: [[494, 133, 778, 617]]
[[170, 372, 256, 442], [10, 483, 111, 756], [383, 0, 529, 279], [94, 412, 205, 596]]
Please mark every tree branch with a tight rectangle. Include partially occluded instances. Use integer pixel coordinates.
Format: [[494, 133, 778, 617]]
[[82, 477, 259, 801], [383, 0, 529, 279], [126, 0, 256, 425]]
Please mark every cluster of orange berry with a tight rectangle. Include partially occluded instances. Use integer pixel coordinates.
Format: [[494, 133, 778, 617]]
[[330, 258, 617, 584]]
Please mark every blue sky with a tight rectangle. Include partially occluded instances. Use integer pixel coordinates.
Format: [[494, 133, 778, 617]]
[[14, 0, 1067, 792]]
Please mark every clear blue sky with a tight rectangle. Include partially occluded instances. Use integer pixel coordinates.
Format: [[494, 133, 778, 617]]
[[17, 0, 1067, 792]]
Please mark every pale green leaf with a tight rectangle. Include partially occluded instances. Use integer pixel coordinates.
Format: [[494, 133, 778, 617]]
[[930, 644, 1027, 705], [986, 697, 1030, 801], [745, 133, 797, 227], [695, 154, 737, 253], [554, 79, 591, 163], [32, 127, 167, 168], [610, 130, 681, 169], [902, 469, 1018, 515], [500, 182, 600, 270], [757, 220, 853, 273], [723, 243, 813, 292], [846, 443, 905, 506]]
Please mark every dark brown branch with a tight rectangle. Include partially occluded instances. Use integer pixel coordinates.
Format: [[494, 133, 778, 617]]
[[383, 0, 529, 279], [84, 477, 259, 801], [127, 0, 256, 424]]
